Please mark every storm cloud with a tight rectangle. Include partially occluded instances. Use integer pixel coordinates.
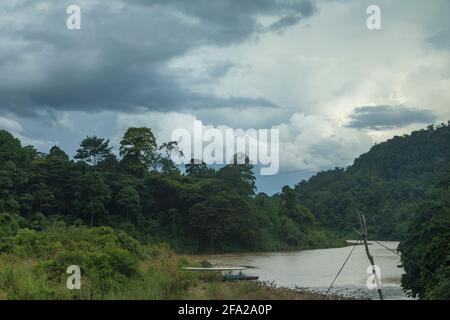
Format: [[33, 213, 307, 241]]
[[0, 0, 316, 116], [1, 0, 449, 195], [346, 106, 437, 130]]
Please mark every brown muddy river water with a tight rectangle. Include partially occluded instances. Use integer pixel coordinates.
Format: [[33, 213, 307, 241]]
[[192, 241, 410, 300]]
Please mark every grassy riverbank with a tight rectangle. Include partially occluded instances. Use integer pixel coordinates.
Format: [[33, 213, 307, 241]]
[[187, 280, 345, 300], [0, 256, 341, 300], [0, 223, 344, 300]]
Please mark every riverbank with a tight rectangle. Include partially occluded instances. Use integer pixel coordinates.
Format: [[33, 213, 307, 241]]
[[0, 224, 345, 300], [183, 259, 347, 300], [0, 254, 344, 300], [187, 279, 347, 300]]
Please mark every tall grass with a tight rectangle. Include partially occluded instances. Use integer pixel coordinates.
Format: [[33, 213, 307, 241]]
[[0, 222, 337, 300], [0, 225, 197, 300]]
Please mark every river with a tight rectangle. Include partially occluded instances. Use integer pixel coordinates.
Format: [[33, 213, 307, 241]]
[[192, 241, 410, 300]]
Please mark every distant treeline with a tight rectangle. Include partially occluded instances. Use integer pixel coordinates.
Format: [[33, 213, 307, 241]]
[[0, 127, 340, 254]]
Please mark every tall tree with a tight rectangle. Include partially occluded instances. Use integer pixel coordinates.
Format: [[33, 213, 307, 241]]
[[217, 154, 256, 197], [185, 158, 213, 177], [75, 136, 113, 166], [119, 128, 157, 174], [0, 130, 28, 165], [157, 141, 181, 175], [46, 146, 70, 163]]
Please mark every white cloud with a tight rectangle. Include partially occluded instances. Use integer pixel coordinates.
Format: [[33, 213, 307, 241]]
[[0, 114, 56, 149], [0, 116, 23, 133], [277, 113, 373, 171]]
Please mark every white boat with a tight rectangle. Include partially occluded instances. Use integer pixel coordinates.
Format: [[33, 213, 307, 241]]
[[183, 266, 247, 271], [346, 240, 373, 246]]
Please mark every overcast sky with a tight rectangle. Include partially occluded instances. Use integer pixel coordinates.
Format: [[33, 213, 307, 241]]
[[1, 0, 449, 194]]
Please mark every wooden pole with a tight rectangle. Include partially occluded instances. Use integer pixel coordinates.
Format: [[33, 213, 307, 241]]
[[357, 211, 383, 300]]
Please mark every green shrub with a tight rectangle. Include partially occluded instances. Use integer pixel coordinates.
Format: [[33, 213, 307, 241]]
[[0, 225, 197, 299]]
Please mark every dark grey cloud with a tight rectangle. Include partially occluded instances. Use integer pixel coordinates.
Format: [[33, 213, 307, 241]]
[[267, 14, 305, 33], [428, 27, 450, 49], [0, 0, 316, 117], [346, 105, 437, 130], [133, 0, 316, 41], [207, 61, 236, 78]]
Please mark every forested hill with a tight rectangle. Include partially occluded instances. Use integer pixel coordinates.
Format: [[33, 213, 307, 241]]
[[292, 122, 450, 240]]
